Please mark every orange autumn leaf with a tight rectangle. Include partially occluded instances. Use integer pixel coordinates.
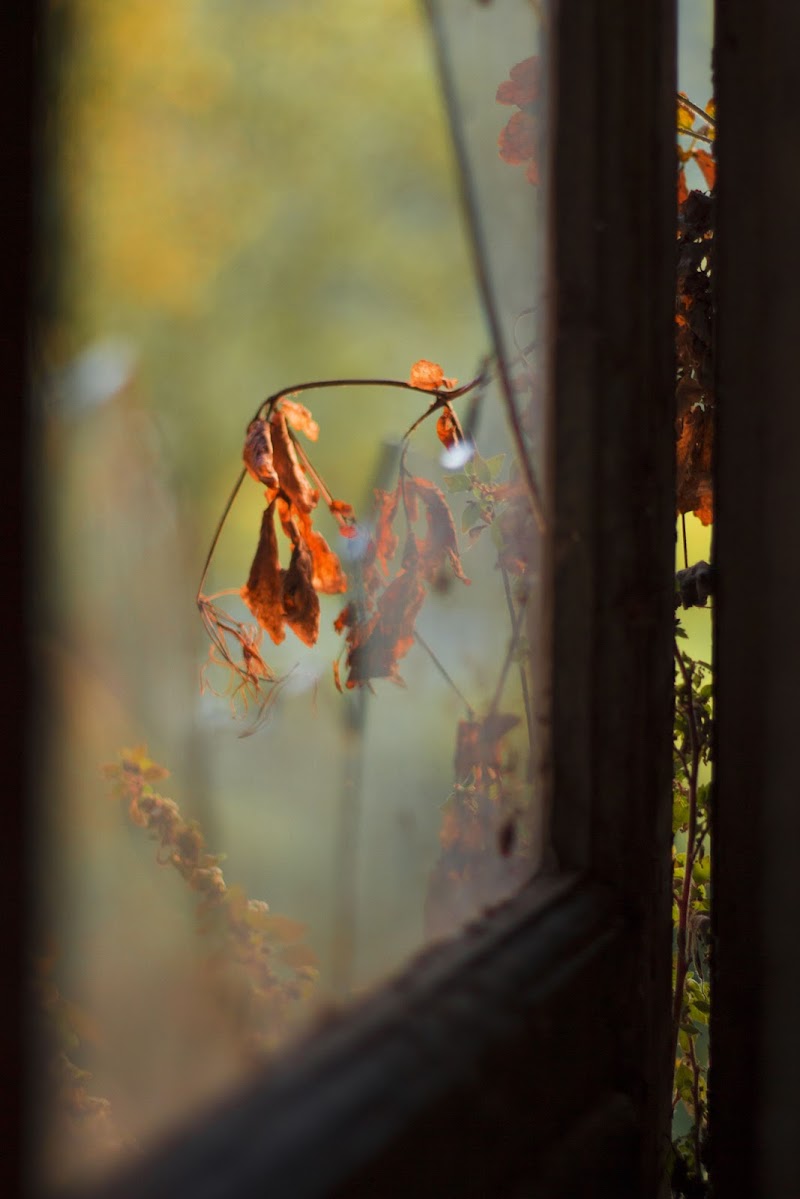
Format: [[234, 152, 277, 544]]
[[676, 402, 714, 526], [454, 713, 520, 779], [407, 476, 469, 585], [693, 148, 716, 191], [270, 411, 318, 513], [436, 403, 463, 450], [495, 56, 540, 108], [498, 110, 537, 166], [343, 567, 426, 689], [243, 418, 278, 489], [409, 359, 457, 392], [677, 166, 689, 207], [281, 518, 321, 647], [328, 497, 358, 538], [279, 398, 319, 442], [241, 502, 286, 645], [278, 501, 347, 595], [373, 486, 400, 575]]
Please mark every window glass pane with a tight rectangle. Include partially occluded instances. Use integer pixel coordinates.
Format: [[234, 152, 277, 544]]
[[32, 0, 549, 1189]]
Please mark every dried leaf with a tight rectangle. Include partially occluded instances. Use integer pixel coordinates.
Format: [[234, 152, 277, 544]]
[[693, 148, 716, 191], [407, 476, 470, 585], [455, 713, 520, 779], [243, 418, 279, 488], [344, 568, 426, 688], [270, 411, 318, 512], [498, 110, 537, 166], [277, 501, 347, 595], [279, 398, 319, 442], [373, 486, 400, 574], [496, 56, 540, 108], [241, 502, 286, 645], [329, 498, 358, 538], [282, 531, 320, 647], [279, 943, 320, 970], [676, 403, 714, 525], [409, 359, 457, 392], [436, 404, 463, 450]]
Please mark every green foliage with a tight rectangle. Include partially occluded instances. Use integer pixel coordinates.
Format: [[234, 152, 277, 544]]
[[671, 629, 712, 1196]]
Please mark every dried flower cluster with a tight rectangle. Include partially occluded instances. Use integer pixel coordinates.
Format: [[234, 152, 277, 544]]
[[102, 746, 319, 1053]]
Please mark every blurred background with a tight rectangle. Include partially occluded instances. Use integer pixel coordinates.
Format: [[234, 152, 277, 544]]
[[31, 0, 547, 1188]]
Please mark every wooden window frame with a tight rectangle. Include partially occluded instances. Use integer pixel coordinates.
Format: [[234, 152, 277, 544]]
[[712, 2, 800, 1194], [17, 2, 680, 1196]]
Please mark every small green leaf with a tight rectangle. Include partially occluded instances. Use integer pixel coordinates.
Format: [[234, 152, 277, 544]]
[[462, 501, 482, 533], [473, 454, 492, 484], [484, 453, 506, 479], [443, 472, 472, 492]]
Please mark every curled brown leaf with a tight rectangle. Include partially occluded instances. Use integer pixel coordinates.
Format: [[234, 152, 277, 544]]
[[241, 502, 286, 645], [243, 418, 278, 488], [270, 411, 318, 513]]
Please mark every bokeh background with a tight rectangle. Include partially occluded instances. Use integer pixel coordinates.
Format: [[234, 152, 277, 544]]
[[32, 0, 548, 1188]]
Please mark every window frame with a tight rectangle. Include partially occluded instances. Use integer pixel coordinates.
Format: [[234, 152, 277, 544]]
[[39, 2, 678, 1196]]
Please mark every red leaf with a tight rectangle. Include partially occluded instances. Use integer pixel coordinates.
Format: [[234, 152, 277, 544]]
[[495, 56, 540, 108], [498, 111, 537, 166]]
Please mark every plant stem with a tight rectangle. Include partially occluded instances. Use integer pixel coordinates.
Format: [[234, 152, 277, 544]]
[[672, 641, 702, 1070]]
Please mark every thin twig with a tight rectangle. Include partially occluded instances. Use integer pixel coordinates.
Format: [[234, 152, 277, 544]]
[[413, 630, 475, 718], [672, 641, 702, 1069], [424, 5, 547, 534], [682, 513, 689, 571], [677, 93, 716, 128], [197, 467, 246, 598]]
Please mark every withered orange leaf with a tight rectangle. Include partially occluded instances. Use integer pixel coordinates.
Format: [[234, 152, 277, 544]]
[[344, 568, 426, 688], [693, 148, 716, 192], [270, 411, 318, 513], [409, 360, 457, 392], [498, 110, 537, 166], [373, 486, 400, 574], [455, 713, 520, 779], [676, 403, 714, 526], [281, 525, 320, 647], [677, 166, 689, 207], [279, 398, 319, 442], [329, 498, 358, 538], [332, 659, 344, 694], [407, 476, 469, 585], [495, 56, 540, 108], [243, 418, 279, 488], [279, 501, 347, 595], [241, 502, 286, 645], [436, 404, 463, 450]]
